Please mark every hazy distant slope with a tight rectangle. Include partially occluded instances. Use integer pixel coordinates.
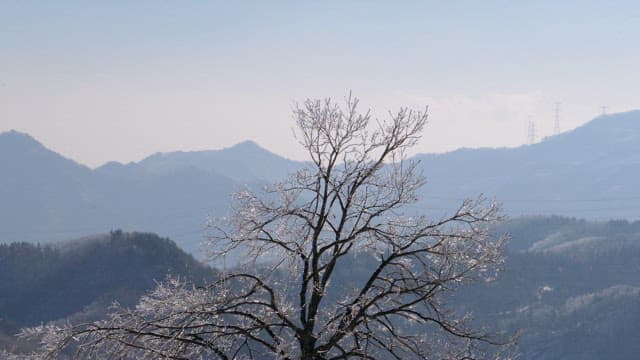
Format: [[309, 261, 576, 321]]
[[0, 131, 99, 241], [415, 110, 640, 218], [92, 163, 235, 254], [2, 110, 640, 255], [0, 131, 235, 254]]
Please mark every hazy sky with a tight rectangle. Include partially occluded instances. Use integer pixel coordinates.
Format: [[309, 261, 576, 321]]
[[2, 1, 639, 167]]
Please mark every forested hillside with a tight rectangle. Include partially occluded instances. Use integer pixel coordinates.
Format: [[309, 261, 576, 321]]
[[3, 217, 640, 358], [0, 231, 215, 351], [456, 216, 640, 359]]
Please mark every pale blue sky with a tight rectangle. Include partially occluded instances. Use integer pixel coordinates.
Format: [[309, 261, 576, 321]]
[[2, 1, 639, 166]]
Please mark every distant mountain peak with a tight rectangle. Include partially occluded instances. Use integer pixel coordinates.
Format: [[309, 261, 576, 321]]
[[0, 129, 46, 150], [1, 129, 34, 139], [569, 109, 640, 132], [230, 139, 261, 149], [141, 140, 268, 160], [0, 129, 92, 175], [538, 109, 640, 148], [224, 139, 277, 157]]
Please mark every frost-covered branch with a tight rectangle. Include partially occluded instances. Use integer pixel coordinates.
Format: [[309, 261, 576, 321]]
[[14, 95, 509, 359]]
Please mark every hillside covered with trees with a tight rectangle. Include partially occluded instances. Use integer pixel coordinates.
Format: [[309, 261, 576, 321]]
[[4, 217, 640, 359], [0, 231, 215, 351]]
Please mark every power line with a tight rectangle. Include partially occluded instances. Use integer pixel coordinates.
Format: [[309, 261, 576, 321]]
[[422, 195, 640, 203]]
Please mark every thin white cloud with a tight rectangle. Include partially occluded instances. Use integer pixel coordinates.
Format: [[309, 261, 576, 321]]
[[373, 91, 542, 154]]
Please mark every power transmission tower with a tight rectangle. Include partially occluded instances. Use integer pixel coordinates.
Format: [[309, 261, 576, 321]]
[[553, 102, 561, 135], [601, 106, 608, 116], [527, 117, 536, 145]]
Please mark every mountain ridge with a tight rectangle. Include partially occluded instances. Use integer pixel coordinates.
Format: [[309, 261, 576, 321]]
[[134, 139, 303, 182], [5, 109, 640, 173], [414, 110, 640, 218], [2, 110, 640, 254]]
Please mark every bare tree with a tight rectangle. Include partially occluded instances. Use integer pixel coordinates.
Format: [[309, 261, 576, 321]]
[[18, 95, 507, 359]]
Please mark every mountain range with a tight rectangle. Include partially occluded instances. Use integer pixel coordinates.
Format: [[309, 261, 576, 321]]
[[2, 110, 639, 255], [0, 132, 293, 255]]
